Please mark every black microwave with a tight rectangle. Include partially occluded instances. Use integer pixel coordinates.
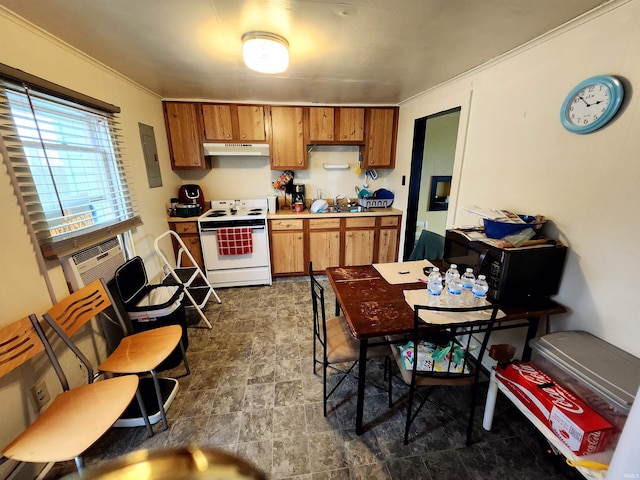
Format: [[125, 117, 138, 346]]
[[443, 229, 568, 302]]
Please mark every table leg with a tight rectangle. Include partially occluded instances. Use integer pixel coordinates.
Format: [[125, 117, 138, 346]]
[[482, 368, 498, 431], [522, 316, 539, 361], [356, 338, 368, 435]]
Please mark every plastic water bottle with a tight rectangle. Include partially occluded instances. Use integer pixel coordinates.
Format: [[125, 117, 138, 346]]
[[428, 267, 441, 283], [447, 273, 463, 307], [461, 268, 476, 305], [427, 267, 443, 306], [471, 274, 489, 306], [445, 264, 459, 286]]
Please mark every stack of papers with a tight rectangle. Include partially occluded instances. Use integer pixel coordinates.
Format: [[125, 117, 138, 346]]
[[463, 206, 525, 223], [373, 260, 434, 284]]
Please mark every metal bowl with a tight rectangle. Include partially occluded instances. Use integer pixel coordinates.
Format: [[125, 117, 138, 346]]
[[61, 445, 267, 480]]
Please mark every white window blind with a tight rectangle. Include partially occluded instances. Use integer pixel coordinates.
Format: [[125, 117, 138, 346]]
[[0, 71, 141, 259]]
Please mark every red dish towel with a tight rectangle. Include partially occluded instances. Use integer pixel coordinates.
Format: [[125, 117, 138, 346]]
[[217, 227, 253, 256]]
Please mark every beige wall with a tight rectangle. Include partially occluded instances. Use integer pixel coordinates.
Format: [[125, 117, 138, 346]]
[[0, 8, 182, 476], [2, 0, 640, 474], [392, 0, 640, 358]]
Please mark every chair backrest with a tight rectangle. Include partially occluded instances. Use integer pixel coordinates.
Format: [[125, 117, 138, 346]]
[[409, 230, 445, 261], [408, 303, 500, 381], [309, 263, 327, 347], [0, 315, 45, 379], [0, 315, 71, 392], [43, 278, 129, 386], [45, 278, 127, 338]]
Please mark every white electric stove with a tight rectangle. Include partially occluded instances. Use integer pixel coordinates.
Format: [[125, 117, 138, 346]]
[[198, 199, 272, 288]]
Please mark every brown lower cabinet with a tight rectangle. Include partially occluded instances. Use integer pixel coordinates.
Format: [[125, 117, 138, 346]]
[[168, 221, 205, 271], [344, 217, 376, 266], [269, 214, 401, 276], [309, 218, 341, 271], [269, 219, 305, 275]]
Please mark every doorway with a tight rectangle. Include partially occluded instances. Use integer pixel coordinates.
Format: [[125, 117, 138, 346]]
[[403, 107, 461, 260]]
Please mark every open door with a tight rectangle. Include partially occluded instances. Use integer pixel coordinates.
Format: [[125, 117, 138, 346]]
[[403, 108, 460, 260]]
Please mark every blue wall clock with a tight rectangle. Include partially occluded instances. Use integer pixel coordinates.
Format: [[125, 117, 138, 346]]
[[560, 75, 624, 134]]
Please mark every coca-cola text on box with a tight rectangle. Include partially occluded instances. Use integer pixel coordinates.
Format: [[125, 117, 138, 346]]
[[496, 362, 613, 456]]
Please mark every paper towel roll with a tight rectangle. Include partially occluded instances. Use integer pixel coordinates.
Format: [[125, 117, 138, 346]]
[[267, 196, 277, 214]]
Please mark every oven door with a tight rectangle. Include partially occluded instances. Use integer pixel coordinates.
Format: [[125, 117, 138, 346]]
[[199, 220, 272, 287], [200, 226, 269, 270]]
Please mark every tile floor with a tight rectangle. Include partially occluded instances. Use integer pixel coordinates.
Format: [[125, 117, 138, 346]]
[[47, 278, 583, 479]]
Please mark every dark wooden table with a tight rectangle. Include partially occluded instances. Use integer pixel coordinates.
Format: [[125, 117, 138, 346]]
[[326, 264, 568, 435]]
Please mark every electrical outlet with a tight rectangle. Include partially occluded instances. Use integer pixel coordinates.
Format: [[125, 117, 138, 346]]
[[29, 380, 50, 411]]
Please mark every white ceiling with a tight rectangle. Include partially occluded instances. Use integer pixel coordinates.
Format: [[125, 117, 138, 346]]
[[1, 0, 608, 105]]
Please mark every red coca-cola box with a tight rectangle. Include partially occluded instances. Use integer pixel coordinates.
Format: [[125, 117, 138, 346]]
[[496, 361, 614, 455]]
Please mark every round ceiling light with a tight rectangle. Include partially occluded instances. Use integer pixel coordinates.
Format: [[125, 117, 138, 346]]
[[242, 31, 289, 74]]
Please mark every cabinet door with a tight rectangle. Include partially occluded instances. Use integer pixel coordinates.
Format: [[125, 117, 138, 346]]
[[164, 102, 206, 169], [270, 106, 306, 170], [344, 229, 375, 266], [377, 228, 399, 264], [364, 107, 397, 168], [309, 218, 340, 272], [202, 104, 233, 141], [169, 222, 204, 270], [308, 107, 335, 142], [271, 231, 305, 274], [237, 105, 267, 141], [377, 216, 400, 263], [338, 107, 365, 142]]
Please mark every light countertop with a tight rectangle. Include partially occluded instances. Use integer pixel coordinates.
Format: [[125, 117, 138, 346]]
[[167, 207, 403, 222], [268, 207, 402, 219]]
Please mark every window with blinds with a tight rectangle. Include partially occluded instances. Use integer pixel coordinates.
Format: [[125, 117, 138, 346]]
[[0, 68, 142, 259]]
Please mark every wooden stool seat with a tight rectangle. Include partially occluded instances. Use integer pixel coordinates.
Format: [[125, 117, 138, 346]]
[[99, 325, 183, 373]]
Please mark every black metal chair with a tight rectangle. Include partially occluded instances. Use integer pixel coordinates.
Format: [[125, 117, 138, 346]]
[[408, 230, 445, 261], [309, 262, 390, 416], [387, 302, 501, 445]]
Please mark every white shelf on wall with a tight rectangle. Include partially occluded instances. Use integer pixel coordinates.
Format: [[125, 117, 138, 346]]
[[323, 163, 350, 170]]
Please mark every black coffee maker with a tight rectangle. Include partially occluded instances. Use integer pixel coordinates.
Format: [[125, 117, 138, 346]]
[[293, 184, 305, 208]]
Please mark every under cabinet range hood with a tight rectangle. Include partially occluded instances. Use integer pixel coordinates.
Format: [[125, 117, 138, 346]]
[[203, 143, 270, 157]]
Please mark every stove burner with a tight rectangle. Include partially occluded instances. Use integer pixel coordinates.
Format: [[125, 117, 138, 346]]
[[247, 211, 261, 216], [208, 211, 227, 217], [250, 208, 262, 212]]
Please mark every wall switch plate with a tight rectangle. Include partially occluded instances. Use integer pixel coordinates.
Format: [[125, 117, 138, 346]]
[[29, 380, 50, 411]]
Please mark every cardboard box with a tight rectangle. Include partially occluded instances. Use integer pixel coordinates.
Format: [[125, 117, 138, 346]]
[[530, 331, 638, 435], [497, 362, 614, 455]]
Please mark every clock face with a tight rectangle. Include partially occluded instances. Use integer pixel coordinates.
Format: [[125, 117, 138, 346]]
[[566, 85, 611, 127], [560, 75, 624, 134]]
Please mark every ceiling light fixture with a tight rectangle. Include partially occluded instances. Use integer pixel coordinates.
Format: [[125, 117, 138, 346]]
[[242, 31, 289, 74]]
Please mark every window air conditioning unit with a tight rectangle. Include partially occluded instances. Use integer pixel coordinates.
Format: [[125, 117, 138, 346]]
[[60, 237, 125, 291]]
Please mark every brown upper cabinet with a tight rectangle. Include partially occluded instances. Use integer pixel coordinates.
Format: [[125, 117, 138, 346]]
[[164, 101, 398, 171], [307, 107, 364, 144], [164, 102, 208, 170], [201, 104, 269, 143], [363, 107, 398, 169], [270, 106, 306, 170]]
